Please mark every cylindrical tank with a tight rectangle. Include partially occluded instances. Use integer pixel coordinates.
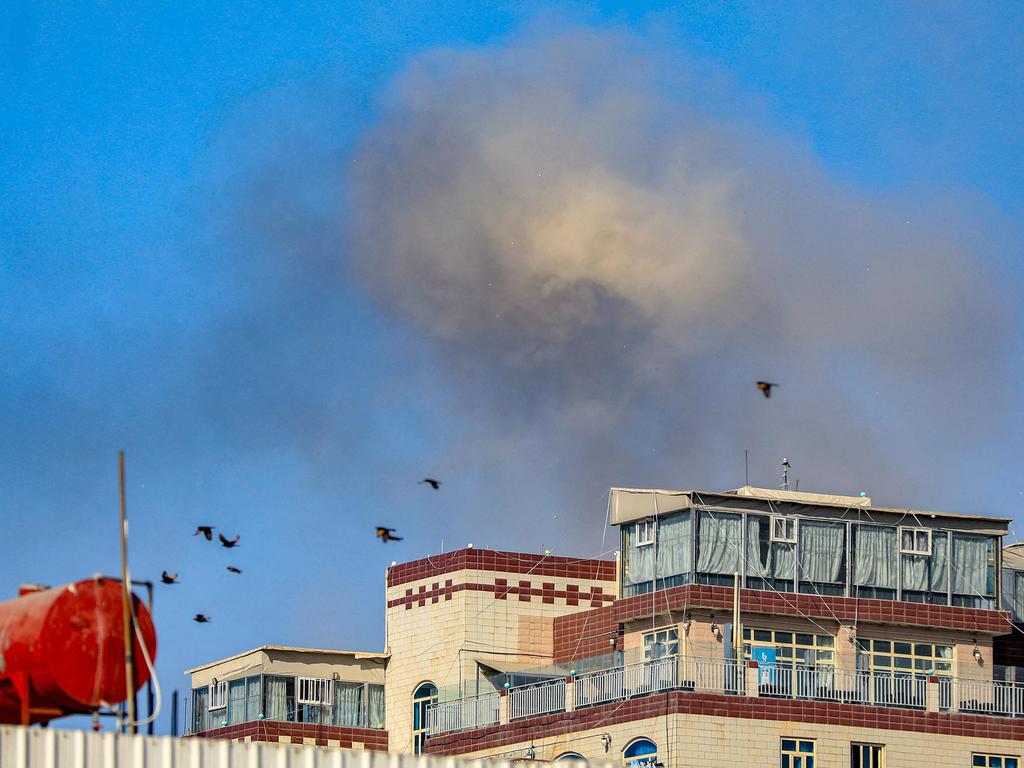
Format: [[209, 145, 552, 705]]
[[0, 577, 157, 724]]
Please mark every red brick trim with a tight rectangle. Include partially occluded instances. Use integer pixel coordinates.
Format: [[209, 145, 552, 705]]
[[189, 721, 388, 750], [426, 691, 1024, 756], [387, 549, 616, 589], [553, 584, 1011, 661], [388, 580, 616, 611]]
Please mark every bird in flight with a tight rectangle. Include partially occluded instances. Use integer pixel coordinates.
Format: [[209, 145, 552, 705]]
[[160, 571, 178, 585], [419, 478, 441, 490], [193, 526, 215, 540], [376, 527, 403, 543], [226, 566, 242, 574], [219, 533, 240, 548], [756, 381, 779, 399], [193, 614, 211, 623]]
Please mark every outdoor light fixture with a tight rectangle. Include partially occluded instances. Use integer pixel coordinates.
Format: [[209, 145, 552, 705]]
[[570, 668, 577, 677], [710, 617, 722, 640], [609, 633, 617, 647], [527, 745, 536, 760], [601, 733, 612, 752], [682, 616, 692, 634], [973, 640, 982, 662]]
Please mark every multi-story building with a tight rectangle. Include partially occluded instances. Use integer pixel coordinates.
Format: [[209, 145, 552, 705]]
[[186, 486, 1024, 767]]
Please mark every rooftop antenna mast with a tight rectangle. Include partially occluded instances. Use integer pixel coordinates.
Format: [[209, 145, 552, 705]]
[[781, 457, 791, 491]]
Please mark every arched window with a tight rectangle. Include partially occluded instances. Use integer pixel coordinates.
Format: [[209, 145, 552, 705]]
[[623, 738, 658, 767], [412, 682, 438, 754], [556, 752, 587, 763]]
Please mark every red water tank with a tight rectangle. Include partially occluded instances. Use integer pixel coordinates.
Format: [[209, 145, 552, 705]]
[[0, 577, 157, 725]]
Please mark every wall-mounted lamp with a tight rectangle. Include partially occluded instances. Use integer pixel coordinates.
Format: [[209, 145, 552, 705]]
[[609, 633, 617, 648], [600, 733, 612, 752], [211, 677, 218, 686], [569, 668, 577, 677], [973, 640, 983, 663], [682, 616, 692, 634], [848, 627, 857, 645], [710, 616, 722, 641], [526, 745, 536, 760]]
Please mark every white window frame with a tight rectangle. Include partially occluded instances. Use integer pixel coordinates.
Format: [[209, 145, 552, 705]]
[[635, 519, 655, 547], [642, 626, 680, 661], [899, 527, 932, 556], [771, 515, 797, 544], [297, 677, 334, 706], [208, 681, 228, 711], [851, 742, 885, 768]]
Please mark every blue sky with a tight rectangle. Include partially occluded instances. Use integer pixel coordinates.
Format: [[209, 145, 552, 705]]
[[1, 1, 1022, 735]]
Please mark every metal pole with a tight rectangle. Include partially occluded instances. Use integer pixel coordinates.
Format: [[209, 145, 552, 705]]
[[733, 571, 742, 686], [119, 451, 137, 733], [171, 690, 179, 737]]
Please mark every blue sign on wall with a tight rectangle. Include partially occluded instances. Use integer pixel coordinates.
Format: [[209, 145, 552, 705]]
[[752, 646, 777, 684]]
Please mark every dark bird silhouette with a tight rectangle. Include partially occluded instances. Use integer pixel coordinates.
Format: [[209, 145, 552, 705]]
[[756, 381, 779, 399], [193, 614, 211, 623], [160, 571, 178, 585], [193, 526, 215, 540], [219, 533, 240, 548], [226, 566, 242, 574], [419, 478, 441, 490], [376, 526, 403, 543]]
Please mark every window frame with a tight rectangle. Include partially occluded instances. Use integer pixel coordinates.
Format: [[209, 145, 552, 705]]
[[208, 680, 228, 711], [296, 676, 333, 706], [973, 754, 1020, 768], [899, 527, 932, 556], [622, 737, 658, 767], [635, 519, 655, 547], [771, 515, 798, 544], [642, 627, 679, 662], [851, 742, 885, 768], [412, 681, 438, 755], [780, 737, 815, 768], [856, 637, 954, 676]]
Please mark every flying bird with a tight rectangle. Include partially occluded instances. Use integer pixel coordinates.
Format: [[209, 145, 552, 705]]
[[219, 533, 240, 548], [756, 381, 779, 399], [226, 566, 242, 574], [193, 526, 215, 540], [193, 614, 211, 623], [160, 571, 178, 585], [419, 478, 441, 490], [376, 527, 403, 543]]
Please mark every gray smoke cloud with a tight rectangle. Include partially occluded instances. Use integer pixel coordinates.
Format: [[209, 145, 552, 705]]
[[345, 24, 1011, 528]]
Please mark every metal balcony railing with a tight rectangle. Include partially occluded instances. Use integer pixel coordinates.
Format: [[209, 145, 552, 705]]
[[509, 679, 566, 721], [425, 691, 501, 736]]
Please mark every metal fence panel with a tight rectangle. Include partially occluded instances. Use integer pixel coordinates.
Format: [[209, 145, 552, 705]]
[[509, 679, 566, 720]]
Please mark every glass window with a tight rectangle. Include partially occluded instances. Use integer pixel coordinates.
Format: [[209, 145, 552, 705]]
[[781, 738, 815, 768], [622, 512, 693, 597], [851, 743, 884, 768], [974, 756, 1019, 768], [245, 676, 262, 721], [623, 738, 658, 767], [557, 753, 587, 763], [636, 520, 654, 546], [696, 510, 743, 582], [263, 675, 294, 721], [743, 628, 835, 668], [798, 520, 846, 596], [413, 681, 438, 754], [858, 638, 953, 676], [643, 627, 679, 661]]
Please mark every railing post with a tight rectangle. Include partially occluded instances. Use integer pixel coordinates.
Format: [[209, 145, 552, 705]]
[[926, 676, 940, 713], [565, 676, 576, 713], [745, 661, 760, 698], [499, 688, 509, 725], [950, 677, 959, 714]]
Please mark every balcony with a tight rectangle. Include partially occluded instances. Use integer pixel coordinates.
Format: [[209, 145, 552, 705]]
[[425, 655, 1024, 737]]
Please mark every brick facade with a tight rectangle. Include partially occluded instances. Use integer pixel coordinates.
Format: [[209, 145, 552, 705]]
[[189, 721, 388, 750], [386, 549, 616, 589]]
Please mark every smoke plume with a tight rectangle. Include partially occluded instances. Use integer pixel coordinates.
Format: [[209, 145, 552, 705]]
[[346, 24, 1010, 530]]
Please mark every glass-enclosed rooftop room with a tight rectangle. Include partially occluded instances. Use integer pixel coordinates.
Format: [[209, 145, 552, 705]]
[[612, 487, 1010, 610]]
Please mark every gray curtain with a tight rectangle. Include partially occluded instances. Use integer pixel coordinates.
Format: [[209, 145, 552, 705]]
[[952, 533, 992, 596], [798, 521, 845, 583], [192, 687, 208, 732], [227, 679, 246, 725], [264, 675, 290, 721], [745, 515, 794, 580], [697, 511, 742, 574], [853, 525, 897, 589], [245, 676, 262, 720], [332, 681, 364, 727], [656, 512, 692, 580], [1014, 572, 1024, 622], [902, 531, 948, 593], [368, 684, 385, 728], [623, 523, 653, 586]]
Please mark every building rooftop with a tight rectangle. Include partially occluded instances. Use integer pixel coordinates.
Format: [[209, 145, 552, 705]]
[[184, 645, 389, 674]]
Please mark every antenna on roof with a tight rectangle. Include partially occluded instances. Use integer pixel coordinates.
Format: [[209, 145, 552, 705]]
[[744, 450, 749, 486], [781, 458, 791, 491]]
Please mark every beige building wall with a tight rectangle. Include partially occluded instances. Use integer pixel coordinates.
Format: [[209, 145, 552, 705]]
[[384, 565, 614, 754], [454, 712, 1024, 767]]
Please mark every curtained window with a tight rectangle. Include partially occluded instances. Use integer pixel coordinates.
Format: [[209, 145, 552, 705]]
[[245, 676, 262, 721], [951, 533, 994, 600], [746, 514, 795, 589], [656, 511, 692, 585], [798, 520, 846, 594], [263, 675, 293, 722], [227, 679, 246, 725], [902, 530, 948, 602], [697, 511, 742, 578], [368, 684, 385, 729], [852, 525, 897, 597], [622, 522, 654, 592], [192, 687, 208, 733], [332, 681, 364, 727]]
